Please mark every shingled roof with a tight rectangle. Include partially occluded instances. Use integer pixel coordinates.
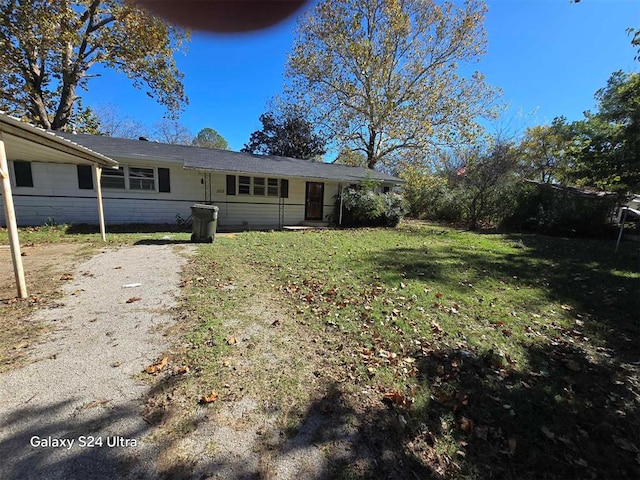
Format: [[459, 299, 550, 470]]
[[56, 133, 404, 184]]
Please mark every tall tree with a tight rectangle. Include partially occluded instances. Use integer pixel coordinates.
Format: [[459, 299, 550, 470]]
[[0, 0, 188, 131], [153, 119, 192, 145], [242, 111, 327, 159], [192, 128, 229, 149], [569, 71, 640, 194], [286, 0, 498, 170]]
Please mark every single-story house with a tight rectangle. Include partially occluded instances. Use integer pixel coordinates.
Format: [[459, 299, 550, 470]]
[[1, 132, 404, 230]]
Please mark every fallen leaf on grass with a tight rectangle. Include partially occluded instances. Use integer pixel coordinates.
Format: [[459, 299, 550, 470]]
[[176, 365, 190, 375], [271, 319, 280, 327], [144, 357, 168, 374], [200, 391, 219, 403], [60, 273, 74, 280], [383, 390, 412, 408], [126, 297, 142, 304], [226, 337, 237, 345], [460, 416, 474, 433]]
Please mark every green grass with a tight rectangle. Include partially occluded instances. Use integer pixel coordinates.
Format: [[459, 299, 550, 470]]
[[186, 222, 639, 479], [3, 221, 638, 478]]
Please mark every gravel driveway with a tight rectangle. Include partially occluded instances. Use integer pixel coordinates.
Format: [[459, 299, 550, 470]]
[[0, 243, 193, 480]]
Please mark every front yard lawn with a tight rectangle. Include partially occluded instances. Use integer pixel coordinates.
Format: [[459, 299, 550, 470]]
[[184, 222, 639, 479]]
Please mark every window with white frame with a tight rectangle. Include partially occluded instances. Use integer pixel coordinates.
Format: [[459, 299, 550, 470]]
[[129, 167, 155, 190], [253, 177, 265, 195], [238, 176, 251, 195], [101, 166, 126, 189], [228, 175, 283, 197], [99, 165, 164, 191], [267, 178, 279, 196]]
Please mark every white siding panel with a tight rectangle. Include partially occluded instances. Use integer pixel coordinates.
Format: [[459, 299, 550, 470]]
[[1, 161, 344, 228]]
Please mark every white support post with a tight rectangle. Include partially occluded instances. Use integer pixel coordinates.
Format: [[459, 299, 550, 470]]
[[0, 133, 28, 298], [94, 166, 106, 242]]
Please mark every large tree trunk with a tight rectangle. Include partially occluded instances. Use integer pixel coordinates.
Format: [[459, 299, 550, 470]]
[[51, 82, 75, 131]]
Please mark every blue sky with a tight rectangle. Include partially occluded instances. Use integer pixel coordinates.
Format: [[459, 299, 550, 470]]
[[82, 0, 639, 152]]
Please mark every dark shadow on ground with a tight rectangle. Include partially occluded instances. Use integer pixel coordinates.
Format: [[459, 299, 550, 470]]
[[65, 223, 191, 235], [133, 239, 193, 246], [0, 397, 156, 480], [247, 341, 639, 479]]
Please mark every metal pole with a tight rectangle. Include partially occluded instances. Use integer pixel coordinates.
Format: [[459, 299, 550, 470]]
[[615, 207, 628, 253], [0, 133, 28, 298]]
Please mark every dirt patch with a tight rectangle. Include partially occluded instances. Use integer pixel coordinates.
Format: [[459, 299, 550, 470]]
[[0, 243, 90, 372], [0, 243, 88, 300]]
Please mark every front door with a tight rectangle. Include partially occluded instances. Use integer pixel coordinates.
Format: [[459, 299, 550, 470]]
[[305, 182, 324, 221]]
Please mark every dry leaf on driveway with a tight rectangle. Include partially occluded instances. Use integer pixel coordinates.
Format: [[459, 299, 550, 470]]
[[144, 357, 168, 374], [126, 297, 142, 304], [200, 391, 219, 403]]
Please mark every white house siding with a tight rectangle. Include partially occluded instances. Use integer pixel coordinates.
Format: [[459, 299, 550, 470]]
[[208, 174, 340, 228], [1, 159, 344, 228], [0, 160, 205, 226]]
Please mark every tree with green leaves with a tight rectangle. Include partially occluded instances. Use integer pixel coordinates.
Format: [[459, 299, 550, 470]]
[[242, 111, 326, 159], [0, 0, 188, 131], [568, 71, 640, 194], [517, 117, 573, 184], [334, 148, 367, 167], [192, 128, 229, 150], [286, 0, 498, 170]]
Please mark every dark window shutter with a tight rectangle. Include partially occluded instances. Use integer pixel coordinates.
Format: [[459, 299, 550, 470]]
[[226, 175, 236, 195], [280, 179, 289, 198], [158, 168, 171, 192], [14, 161, 33, 187], [77, 165, 94, 190]]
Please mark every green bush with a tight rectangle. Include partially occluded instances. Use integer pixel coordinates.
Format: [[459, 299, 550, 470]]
[[500, 182, 617, 236], [334, 188, 407, 227]]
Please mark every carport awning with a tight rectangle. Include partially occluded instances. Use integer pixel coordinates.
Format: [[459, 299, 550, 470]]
[[0, 114, 117, 168], [0, 112, 118, 299]]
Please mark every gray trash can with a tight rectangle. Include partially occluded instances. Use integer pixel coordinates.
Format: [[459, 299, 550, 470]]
[[190, 204, 218, 243]]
